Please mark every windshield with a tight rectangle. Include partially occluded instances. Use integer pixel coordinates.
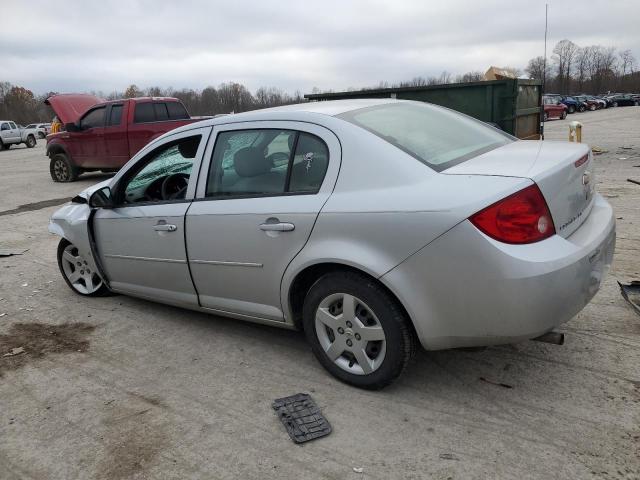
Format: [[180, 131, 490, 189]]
[[338, 102, 513, 172]]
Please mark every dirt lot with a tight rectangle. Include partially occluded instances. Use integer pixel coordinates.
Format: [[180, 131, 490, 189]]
[[1, 108, 639, 480]]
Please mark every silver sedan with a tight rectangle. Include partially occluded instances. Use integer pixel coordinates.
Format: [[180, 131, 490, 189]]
[[49, 99, 616, 389]]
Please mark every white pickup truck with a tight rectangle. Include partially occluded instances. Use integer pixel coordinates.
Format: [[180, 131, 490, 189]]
[[0, 120, 37, 150]]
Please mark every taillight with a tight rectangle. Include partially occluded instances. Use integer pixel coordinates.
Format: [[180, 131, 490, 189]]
[[469, 184, 555, 244]]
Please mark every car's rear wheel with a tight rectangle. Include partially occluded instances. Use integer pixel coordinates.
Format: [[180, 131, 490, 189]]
[[57, 239, 110, 297], [302, 271, 416, 389], [26, 135, 36, 148], [50, 153, 79, 182], [568, 105, 575, 113], [38, 132, 45, 139], [2, 143, 11, 150]]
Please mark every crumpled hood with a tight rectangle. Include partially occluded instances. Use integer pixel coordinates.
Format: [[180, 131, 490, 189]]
[[45, 93, 104, 124]]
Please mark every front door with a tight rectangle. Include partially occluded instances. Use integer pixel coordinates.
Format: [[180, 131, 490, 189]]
[[76, 106, 107, 167], [187, 122, 340, 321], [93, 128, 210, 306]]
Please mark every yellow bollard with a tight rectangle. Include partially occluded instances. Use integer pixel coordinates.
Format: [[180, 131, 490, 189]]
[[568, 121, 582, 143]]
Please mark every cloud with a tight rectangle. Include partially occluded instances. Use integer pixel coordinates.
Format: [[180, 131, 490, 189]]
[[1, 0, 638, 94]]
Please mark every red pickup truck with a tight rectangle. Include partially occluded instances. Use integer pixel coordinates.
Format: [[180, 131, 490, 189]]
[[45, 94, 202, 182]]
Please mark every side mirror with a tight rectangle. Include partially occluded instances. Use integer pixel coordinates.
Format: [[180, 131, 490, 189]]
[[65, 122, 81, 132], [89, 186, 113, 209]]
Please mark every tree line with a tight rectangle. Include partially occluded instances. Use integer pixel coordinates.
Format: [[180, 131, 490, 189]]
[[1, 39, 637, 124], [525, 39, 638, 95]]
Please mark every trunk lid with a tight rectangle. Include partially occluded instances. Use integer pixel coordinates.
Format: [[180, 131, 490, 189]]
[[443, 140, 595, 238], [45, 93, 104, 124]]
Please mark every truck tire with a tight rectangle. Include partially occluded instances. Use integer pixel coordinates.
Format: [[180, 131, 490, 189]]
[[26, 135, 36, 148], [38, 132, 46, 139], [0, 141, 5, 151], [50, 153, 79, 182]]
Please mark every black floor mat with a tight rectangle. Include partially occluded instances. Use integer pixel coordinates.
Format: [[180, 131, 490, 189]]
[[272, 393, 332, 443]]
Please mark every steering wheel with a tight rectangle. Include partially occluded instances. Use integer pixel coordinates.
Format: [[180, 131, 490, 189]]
[[161, 173, 189, 200]]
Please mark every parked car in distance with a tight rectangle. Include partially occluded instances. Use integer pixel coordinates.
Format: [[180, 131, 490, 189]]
[[49, 99, 616, 389], [573, 95, 598, 112], [585, 96, 607, 109], [45, 94, 203, 182], [559, 96, 579, 113], [542, 95, 568, 120], [0, 120, 37, 150], [25, 123, 48, 139], [610, 94, 639, 107]]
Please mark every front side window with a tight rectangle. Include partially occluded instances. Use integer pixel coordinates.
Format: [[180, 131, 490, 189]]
[[80, 107, 106, 129], [206, 129, 329, 197], [121, 135, 201, 204], [1, 123, 9, 131], [339, 103, 513, 172], [9, 122, 17, 130]]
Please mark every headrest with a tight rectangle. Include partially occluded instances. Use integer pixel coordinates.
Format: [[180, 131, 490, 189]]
[[234, 147, 272, 177], [178, 137, 200, 158]]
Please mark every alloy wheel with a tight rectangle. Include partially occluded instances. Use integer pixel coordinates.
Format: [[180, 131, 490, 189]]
[[60, 244, 103, 294], [54, 158, 69, 181], [315, 293, 387, 375]]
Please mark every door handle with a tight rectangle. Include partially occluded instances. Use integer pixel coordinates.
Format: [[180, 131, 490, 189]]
[[259, 222, 295, 232], [153, 224, 177, 232]]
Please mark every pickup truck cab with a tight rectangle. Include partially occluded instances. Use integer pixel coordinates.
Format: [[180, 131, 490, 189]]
[[0, 121, 37, 150], [45, 95, 201, 182]]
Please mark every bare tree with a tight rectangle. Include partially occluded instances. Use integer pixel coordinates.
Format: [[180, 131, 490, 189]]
[[619, 49, 636, 76], [525, 56, 547, 83], [552, 40, 579, 94]]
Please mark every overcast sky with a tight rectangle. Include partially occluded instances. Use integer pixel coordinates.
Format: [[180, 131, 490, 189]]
[[2, 0, 638, 95]]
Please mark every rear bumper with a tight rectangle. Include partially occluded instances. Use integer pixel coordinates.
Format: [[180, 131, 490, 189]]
[[381, 193, 616, 350]]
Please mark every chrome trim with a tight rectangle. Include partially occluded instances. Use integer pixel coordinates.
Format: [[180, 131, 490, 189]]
[[103, 254, 186, 264], [190, 259, 263, 268]]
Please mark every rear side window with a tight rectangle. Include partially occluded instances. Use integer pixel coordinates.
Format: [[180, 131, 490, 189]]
[[205, 129, 328, 198], [167, 102, 189, 120], [109, 105, 123, 126], [80, 107, 105, 129], [339, 103, 513, 172], [154, 102, 169, 121], [134, 102, 155, 123]]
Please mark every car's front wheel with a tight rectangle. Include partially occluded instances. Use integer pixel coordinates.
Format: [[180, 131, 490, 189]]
[[302, 271, 416, 389], [560, 110, 567, 120], [38, 132, 46, 139], [57, 239, 110, 296], [50, 153, 79, 182]]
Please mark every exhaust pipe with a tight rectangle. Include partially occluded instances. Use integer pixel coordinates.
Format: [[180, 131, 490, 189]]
[[532, 331, 565, 345]]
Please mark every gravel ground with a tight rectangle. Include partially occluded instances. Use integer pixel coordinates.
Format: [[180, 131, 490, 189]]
[[0, 108, 639, 480]]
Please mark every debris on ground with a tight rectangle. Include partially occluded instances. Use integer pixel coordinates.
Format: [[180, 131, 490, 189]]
[[272, 393, 332, 444], [439, 453, 460, 461], [627, 179, 640, 186], [591, 146, 608, 155], [0, 249, 28, 257], [3, 347, 25, 357], [353, 467, 364, 473], [619, 281, 640, 315], [479, 377, 513, 389]]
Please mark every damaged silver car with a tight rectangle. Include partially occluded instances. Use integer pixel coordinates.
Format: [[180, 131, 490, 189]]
[[50, 99, 616, 389]]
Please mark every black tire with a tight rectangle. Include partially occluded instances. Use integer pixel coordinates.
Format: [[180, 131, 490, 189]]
[[613, 102, 618, 107], [26, 135, 36, 148], [579, 105, 586, 112], [0, 141, 5, 151], [560, 110, 567, 120], [50, 152, 79, 182], [543, 112, 549, 121], [568, 105, 576, 114], [38, 132, 45, 139], [3, 143, 11, 150], [302, 271, 417, 390], [57, 238, 112, 297]]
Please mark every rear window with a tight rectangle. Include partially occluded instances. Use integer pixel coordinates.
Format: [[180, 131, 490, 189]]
[[134, 102, 155, 123], [167, 101, 189, 120], [338, 102, 513, 172], [153, 102, 169, 121]]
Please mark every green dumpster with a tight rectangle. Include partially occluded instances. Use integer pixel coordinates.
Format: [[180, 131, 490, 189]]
[[304, 79, 542, 140]]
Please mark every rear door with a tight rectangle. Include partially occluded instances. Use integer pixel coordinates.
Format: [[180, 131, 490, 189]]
[[187, 121, 340, 321], [103, 103, 129, 168], [93, 127, 211, 306]]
